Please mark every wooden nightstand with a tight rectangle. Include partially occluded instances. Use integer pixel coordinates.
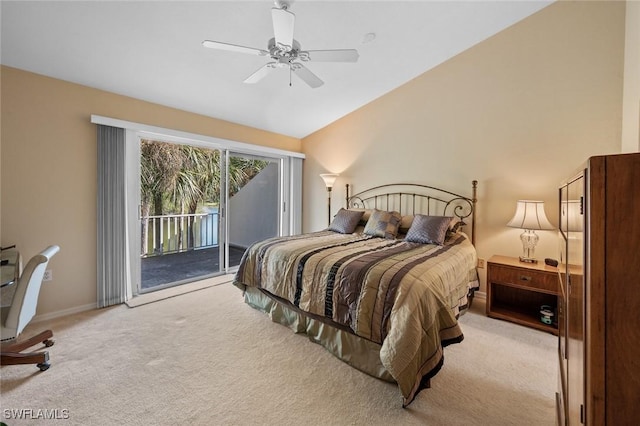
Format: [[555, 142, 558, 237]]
[[486, 255, 559, 335]]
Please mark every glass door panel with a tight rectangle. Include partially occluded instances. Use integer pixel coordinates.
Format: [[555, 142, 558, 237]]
[[225, 152, 281, 270], [139, 139, 222, 292], [566, 174, 585, 423]]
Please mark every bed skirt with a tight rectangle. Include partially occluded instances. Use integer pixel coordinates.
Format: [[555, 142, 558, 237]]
[[241, 281, 478, 405], [243, 286, 395, 383]]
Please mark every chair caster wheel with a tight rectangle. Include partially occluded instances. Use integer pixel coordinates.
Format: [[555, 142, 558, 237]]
[[37, 362, 50, 371], [43, 339, 54, 347]]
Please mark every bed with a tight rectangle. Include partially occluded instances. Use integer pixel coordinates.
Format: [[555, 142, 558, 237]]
[[233, 181, 479, 406]]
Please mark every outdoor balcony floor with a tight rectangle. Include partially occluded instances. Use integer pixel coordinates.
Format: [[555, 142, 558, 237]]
[[141, 246, 246, 290]]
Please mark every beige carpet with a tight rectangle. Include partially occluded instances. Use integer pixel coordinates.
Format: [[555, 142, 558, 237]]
[[125, 274, 235, 308], [0, 283, 556, 425]]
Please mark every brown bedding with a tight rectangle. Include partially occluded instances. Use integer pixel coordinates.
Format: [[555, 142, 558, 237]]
[[233, 230, 478, 405]]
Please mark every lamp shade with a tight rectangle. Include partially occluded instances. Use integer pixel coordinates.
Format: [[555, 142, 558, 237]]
[[507, 200, 554, 230], [319, 173, 338, 189]]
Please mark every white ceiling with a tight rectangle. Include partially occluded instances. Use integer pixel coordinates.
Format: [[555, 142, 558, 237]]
[[1, 1, 553, 139]]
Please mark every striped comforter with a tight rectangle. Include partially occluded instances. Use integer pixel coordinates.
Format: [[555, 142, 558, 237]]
[[233, 230, 478, 405]]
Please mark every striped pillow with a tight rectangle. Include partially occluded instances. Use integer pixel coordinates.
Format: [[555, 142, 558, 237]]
[[363, 209, 402, 239]]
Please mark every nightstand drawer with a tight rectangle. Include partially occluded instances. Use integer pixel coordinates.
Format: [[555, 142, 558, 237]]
[[488, 264, 557, 293]]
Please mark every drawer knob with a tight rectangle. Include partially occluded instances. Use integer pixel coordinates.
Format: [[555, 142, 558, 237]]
[[519, 275, 532, 282]]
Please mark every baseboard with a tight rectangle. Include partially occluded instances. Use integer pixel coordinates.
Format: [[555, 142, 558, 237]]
[[474, 291, 486, 301], [33, 302, 97, 323]]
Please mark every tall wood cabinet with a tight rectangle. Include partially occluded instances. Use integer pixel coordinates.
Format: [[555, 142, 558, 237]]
[[556, 153, 640, 425]]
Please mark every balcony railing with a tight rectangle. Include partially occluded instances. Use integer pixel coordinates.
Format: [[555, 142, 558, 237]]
[[141, 211, 219, 257]]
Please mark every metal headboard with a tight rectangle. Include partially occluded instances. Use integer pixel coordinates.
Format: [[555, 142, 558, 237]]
[[345, 181, 478, 245]]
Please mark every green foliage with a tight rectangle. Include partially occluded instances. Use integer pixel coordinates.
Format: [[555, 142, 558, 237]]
[[140, 140, 269, 216]]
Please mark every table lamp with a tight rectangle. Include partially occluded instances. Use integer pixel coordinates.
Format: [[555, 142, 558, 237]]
[[507, 200, 554, 263]]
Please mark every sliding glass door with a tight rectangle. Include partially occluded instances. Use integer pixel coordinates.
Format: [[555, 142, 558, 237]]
[[139, 139, 223, 291], [136, 140, 282, 292], [92, 115, 303, 305], [224, 152, 281, 270]]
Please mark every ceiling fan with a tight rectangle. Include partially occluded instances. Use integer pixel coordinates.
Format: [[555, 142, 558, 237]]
[[202, 1, 359, 88]]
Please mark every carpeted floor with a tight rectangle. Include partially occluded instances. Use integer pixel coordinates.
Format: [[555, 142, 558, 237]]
[[0, 283, 556, 425]]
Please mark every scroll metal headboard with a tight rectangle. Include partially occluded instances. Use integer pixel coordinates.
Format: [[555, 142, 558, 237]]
[[345, 181, 478, 245]]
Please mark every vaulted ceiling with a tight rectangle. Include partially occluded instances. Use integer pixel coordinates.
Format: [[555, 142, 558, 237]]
[[1, 1, 553, 138]]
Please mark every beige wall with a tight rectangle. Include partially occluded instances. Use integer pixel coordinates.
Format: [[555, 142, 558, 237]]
[[0, 66, 301, 317], [1, 1, 633, 317], [301, 1, 626, 293], [622, 0, 640, 153]]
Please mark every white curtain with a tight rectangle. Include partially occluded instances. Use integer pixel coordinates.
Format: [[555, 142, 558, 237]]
[[96, 125, 130, 307]]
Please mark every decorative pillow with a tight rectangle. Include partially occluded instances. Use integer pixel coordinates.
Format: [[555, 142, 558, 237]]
[[328, 208, 365, 234], [399, 215, 415, 235], [363, 209, 402, 239], [399, 215, 464, 235], [448, 218, 465, 234], [347, 208, 372, 227], [405, 214, 453, 245]]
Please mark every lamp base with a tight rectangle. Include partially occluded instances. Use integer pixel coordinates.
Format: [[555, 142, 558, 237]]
[[519, 230, 539, 264]]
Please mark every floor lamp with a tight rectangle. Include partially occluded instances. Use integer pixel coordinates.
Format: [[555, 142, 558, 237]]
[[319, 173, 338, 226]]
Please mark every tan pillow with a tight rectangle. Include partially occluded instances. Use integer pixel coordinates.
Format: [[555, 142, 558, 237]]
[[399, 215, 415, 234]]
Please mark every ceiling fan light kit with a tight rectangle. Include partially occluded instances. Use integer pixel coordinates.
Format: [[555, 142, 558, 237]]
[[202, 1, 359, 88]]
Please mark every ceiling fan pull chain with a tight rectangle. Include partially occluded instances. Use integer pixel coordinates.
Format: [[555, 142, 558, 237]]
[[289, 65, 292, 87]]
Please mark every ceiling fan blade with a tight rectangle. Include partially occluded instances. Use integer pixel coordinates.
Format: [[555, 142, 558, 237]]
[[202, 40, 268, 56], [244, 63, 276, 84], [292, 64, 323, 88], [305, 49, 359, 63], [271, 7, 295, 51]]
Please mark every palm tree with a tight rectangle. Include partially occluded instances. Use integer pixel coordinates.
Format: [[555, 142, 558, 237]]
[[173, 146, 220, 250], [140, 140, 186, 254], [140, 140, 269, 255], [228, 156, 267, 197]]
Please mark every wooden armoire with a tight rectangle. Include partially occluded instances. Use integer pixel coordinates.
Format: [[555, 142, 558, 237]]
[[556, 152, 640, 425]]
